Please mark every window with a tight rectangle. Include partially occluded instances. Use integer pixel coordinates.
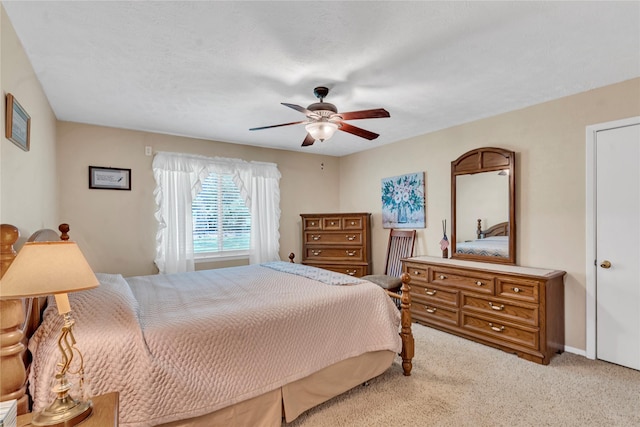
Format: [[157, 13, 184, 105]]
[[192, 173, 251, 258]]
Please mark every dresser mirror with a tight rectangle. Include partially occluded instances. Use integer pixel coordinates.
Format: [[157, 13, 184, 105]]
[[451, 147, 516, 265]]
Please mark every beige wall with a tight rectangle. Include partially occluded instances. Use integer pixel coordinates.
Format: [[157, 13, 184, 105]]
[[1, 5, 58, 247], [339, 78, 640, 352], [56, 122, 340, 276]]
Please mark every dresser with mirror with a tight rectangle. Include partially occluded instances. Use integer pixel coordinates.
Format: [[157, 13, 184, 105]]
[[403, 147, 565, 364]]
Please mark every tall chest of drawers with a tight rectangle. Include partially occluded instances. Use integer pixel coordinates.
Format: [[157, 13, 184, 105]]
[[300, 213, 372, 277], [402, 256, 565, 365]]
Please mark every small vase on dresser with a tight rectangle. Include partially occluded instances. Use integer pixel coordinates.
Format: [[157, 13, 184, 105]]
[[402, 256, 565, 365]]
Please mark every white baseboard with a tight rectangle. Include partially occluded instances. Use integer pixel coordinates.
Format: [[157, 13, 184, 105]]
[[563, 345, 587, 358]]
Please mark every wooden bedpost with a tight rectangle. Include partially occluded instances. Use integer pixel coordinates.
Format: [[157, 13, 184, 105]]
[[398, 272, 414, 376], [386, 272, 414, 376], [0, 224, 29, 415]]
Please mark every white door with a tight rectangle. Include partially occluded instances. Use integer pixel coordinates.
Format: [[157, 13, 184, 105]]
[[595, 122, 640, 370]]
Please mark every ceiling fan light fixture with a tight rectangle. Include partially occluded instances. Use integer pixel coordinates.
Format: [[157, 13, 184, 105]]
[[305, 121, 338, 142]]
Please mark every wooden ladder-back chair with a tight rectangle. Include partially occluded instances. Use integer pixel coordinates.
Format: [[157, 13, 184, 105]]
[[362, 229, 417, 293]]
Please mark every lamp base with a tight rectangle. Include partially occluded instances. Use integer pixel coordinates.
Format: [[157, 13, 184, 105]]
[[32, 395, 92, 427]]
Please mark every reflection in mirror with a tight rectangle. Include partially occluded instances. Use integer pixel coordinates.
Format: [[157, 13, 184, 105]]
[[456, 171, 509, 239], [451, 147, 516, 265]]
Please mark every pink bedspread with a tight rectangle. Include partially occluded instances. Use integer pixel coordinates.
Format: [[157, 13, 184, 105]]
[[29, 263, 401, 426]]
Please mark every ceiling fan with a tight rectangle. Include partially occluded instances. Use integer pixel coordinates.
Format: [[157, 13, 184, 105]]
[[249, 86, 390, 147]]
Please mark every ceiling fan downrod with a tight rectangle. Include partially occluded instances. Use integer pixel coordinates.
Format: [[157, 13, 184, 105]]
[[313, 86, 330, 102]]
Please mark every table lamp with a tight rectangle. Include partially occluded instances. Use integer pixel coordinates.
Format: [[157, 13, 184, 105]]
[[0, 241, 99, 426]]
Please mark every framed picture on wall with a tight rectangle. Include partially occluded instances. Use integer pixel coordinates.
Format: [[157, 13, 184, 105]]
[[381, 171, 426, 229], [89, 166, 131, 190], [5, 93, 31, 152]]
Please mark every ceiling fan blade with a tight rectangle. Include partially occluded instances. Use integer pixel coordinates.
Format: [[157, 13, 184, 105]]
[[337, 108, 390, 120], [282, 103, 313, 115], [338, 122, 380, 140], [249, 121, 305, 131], [301, 133, 315, 146]]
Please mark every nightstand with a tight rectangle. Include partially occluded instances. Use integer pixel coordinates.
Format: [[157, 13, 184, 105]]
[[17, 392, 119, 426]]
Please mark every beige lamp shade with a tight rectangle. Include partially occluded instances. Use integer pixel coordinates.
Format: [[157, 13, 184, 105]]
[[0, 241, 99, 300]]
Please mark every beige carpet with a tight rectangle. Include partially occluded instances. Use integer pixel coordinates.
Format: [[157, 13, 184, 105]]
[[287, 323, 640, 427]]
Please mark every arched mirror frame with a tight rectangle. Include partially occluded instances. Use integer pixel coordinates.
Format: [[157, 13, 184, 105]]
[[451, 147, 516, 265]]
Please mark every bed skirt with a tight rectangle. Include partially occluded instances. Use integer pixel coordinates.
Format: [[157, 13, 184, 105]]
[[160, 350, 396, 427]]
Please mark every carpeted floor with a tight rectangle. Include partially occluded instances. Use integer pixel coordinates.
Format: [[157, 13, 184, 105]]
[[286, 323, 640, 427]]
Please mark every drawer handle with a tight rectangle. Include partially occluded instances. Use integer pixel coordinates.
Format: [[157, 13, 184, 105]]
[[346, 235, 356, 241], [346, 250, 357, 256], [488, 302, 505, 311], [311, 250, 322, 256], [425, 306, 437, 314], [439, 275, 447, 280], [475, 281, 484, 286], [310, 222, 316, 226], [489, 323, 505, 332], [350, 221, 356, 225], [312, 235, 321, 241], [425, 289, 437, 296], [512, 287, 521, 293], [330, 221, 336, 225], [413, 270, 421, 276], [346, 270, 356, 276]]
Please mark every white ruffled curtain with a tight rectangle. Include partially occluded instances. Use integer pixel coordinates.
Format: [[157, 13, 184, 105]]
[[152, 152, 281, 274]]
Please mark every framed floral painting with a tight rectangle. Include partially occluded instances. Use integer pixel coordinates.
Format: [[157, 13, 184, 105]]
[[381, 172, 425, 228]]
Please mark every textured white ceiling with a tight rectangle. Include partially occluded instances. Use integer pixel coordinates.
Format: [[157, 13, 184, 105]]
[[3, 1, 639, 157]]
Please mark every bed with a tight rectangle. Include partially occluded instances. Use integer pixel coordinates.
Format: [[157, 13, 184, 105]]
[[455, 219, 509, 257], [0, 224, 414, 427]]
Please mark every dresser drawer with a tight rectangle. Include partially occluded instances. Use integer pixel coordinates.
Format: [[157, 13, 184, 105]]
[[461, 294, 538, 327], [462, 313, 539, 350], [410, 283, 458, 308], [322, 217, 342, 230], [430, 267, 495, 295], [496, 277, 540, 303], [304, 231, 363, 245], [305, 247, 363, 261], [412, 302, 459, 328], [404, 264, 428, 284], [318, 264, 366, 277]]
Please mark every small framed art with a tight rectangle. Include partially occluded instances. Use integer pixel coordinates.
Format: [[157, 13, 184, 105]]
[[89, 166, 131, 190], [5, 93, 31, 151]]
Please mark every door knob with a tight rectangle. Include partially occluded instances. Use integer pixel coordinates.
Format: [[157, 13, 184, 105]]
[[600, 260, 612, 269]]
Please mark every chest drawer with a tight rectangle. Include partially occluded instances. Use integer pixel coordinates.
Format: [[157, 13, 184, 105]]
[[410, 283, 458, 307], [496, 277, 540, 303], [322, 217, 343, 230], [461, 294, 538, 327], [303, 217, 322, 230], [304, 231, 363, 245], [342, 216, 363, 230], [462, 313, 539, 350], [319, 264, 366, 277], [305, 247, 363, 261], [430, 267, 495, 295]]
